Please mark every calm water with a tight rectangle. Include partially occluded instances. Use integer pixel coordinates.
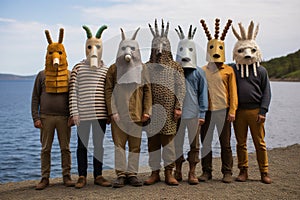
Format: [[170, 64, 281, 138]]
[[0, 80, 299, 183]]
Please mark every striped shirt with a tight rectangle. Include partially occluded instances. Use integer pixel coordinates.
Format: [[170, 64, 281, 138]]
[[69, 60, 108, 121]]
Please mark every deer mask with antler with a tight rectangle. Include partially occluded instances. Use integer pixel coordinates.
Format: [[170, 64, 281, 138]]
[[200, 18, 232, 63], [44, 28, 68, 93], [232, 21, 262, 77]]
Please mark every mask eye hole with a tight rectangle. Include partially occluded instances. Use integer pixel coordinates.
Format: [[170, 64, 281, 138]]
[[210, 45, 214, 49], [96, 45, 101, 49], [238, 48, 243, 53], [130, 47, 135, 51], [49, 52, 53, 55], [219, 46, 223, 50], [189, 48, 193, 52], [58, 51, 62, 55], [180, 47, 183, 51], [88, 45, 92, 49], [121, 47, 126, 51], [252, 48, 257, 53]]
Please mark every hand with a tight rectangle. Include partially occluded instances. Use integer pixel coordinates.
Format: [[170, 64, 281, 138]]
[[174, 109, 182, 120], [141, 114, 150, 122], [111, 113, 120, 122], [73, 115, 80, 126], [68, 117, 75, 127], [257, 114, 266, 123], [198, 118, 205, 126], [34, 120, 42, 129], [106, 118, 111, 125], [227, 114, 235, 122]]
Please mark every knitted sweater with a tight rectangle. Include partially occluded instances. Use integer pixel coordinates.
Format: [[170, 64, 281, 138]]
[[69, 60, 108, 121], [232, 64, 271, 115]]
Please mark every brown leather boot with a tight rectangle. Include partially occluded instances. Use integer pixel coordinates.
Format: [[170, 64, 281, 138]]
[[174, 160, 184, 181], [94, 175, 112, 187], [144, 170, 160, 185], [261, 172, 272, 184], [63, 175, 75, 187], [198, 171, 212, 182], [75, 176, 87, 189], [164, 169, 179, 186], [36, 177, 49, 190], [236, 168, 248, 182], [188, 163, 199, 185]]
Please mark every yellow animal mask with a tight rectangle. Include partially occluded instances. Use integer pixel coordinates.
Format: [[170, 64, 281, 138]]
[[200, 18, 232, 63], [44, 28, 69, 93]]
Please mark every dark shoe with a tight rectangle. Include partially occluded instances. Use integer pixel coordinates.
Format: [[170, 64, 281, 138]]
[[36, 177, 49, 190], [144, 170, 160, 185], [94, 175, 112, 187], [63, 175, 75, 187], [198, 172, 212, 182], [188, 171, 199, 185], [127, 176, 143, 187], [236, 168, 248, 182], [222, 173, 233, 183], [174, 170, 182, 181], [75, 176, 86, 189], [112, 176, 126, 188], [165, 169, 179, 186], [261, 172, 272, 184]]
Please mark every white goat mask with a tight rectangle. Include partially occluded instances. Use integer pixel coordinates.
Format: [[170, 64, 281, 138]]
[[175, 25, 197, 69], [83, 25, 107, 68], [116, 28, 142, 84], [232, 21, 262, 77]]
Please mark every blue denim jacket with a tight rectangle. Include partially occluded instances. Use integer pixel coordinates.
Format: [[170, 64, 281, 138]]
[[182, 67, 208, 119]]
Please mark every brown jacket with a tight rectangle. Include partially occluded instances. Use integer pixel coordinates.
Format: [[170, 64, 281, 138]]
[[105, 64, 152, 122]]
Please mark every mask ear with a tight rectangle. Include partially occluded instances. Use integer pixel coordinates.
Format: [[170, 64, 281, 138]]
[[45, 30, 53, 44], [120, 28, 126, 40], [96, 25, 107, 39], [58, 28, 64, 44], [131, 27, 140, 40]]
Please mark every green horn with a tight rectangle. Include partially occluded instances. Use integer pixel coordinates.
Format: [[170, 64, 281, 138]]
[[96, 25, 108, 39], [82, 25, 92, 39]]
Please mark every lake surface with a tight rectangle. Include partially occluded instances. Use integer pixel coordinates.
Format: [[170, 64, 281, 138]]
[[0, 80, 299, 183]]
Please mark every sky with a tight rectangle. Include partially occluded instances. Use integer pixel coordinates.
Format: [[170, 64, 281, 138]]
[[0, 0, 299, 75]]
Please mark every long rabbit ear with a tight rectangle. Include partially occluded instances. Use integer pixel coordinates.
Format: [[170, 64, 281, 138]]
[[161, 19, 165, 37], [148, 23, 155, 37], [238, 23, 247, 40], [120, 28, 126, 40], [232, 26, 241, 40], [82, 25, 92, 39], [154, 19, 159, 36], [45, 30, 53, 44], [247, 21, 254, 40], [96, 25, 108, 39], [253, 23, 259, 40], [131, 27, 140, 40], [58, 28, 64, 43]]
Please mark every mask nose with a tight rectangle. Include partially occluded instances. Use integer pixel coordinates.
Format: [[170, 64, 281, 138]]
[[52, 52, 60, 67], [90, 46, 98, 68], [124, 47, 132, 62], [213, 54, 221, 58], [244, 48, 252, 59]]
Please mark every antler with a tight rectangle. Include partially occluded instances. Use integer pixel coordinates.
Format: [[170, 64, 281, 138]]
[[45, 30, 53, 44], [188, 25, 197, 39], [58, 28, 64, 44], [214, 18, 220, 39], [96, 25, 108, 39], [220, 19, 232, 41], [175, 25, 185, 40], [200, 19, 212, 40], [82, 25, 92, 39]]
